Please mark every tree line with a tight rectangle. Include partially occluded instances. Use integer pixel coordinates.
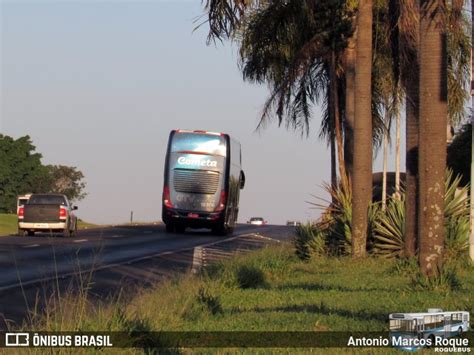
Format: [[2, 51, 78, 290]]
[[200, 0, 471, 277], [0, 134, 86, 213]]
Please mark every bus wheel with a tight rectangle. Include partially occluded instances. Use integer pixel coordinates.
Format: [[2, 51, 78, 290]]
[[212, 224, 227, 236], [458, 327, 463, 335], [427, 334, 435, 348], [165, 223, 175, 233], [175, 224, 186, 233]]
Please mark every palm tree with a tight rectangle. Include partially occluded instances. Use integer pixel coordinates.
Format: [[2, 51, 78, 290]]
[[372, 0, 404, 211], [351, 0, 373, 258], [388, 0, 469, 259], [343, 31, 356, 181], [397, 0, 420, 258], [418, 0, 447, 277]]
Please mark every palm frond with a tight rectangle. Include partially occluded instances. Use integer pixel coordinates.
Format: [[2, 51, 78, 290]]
[[202, 0, 264, 43], [446, 0, 470, 126], [239, 0, 353, 137]]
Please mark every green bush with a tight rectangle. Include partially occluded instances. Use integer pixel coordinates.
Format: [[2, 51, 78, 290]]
[[235, 265, 266, 289], [108, 308, 151, 332], [388, 256, 418, 275], [373, 195, 405, 258], [373, 169, 470, 263], [307, 182, 379, 257], [411, 265, 462, 291], [294, 223, 326, 261], [197, 287, 223, 315]]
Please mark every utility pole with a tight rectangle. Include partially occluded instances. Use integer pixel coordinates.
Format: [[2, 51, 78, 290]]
[[470, 0, 474, 262]]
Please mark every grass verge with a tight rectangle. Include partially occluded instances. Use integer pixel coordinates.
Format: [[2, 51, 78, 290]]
[[76, 219, 99, 230], [22, 243, 474, 353], [0, 213, 17, 236]]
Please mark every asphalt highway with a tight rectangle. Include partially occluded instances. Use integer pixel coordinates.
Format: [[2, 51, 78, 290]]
[[0, 223, 294, 328]]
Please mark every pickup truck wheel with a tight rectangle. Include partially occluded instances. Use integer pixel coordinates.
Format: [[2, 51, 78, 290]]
[[175, 224, 186, 233], [27, 231, 35, 237], [165, 223, 175, 233]]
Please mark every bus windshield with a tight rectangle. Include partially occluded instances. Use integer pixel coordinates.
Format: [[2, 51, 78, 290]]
[[171, 133, 226, 157]]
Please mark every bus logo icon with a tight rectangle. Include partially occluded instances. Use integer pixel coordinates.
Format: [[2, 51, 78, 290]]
[[5, 333, 29, 347], [389, 309, 470, 350]]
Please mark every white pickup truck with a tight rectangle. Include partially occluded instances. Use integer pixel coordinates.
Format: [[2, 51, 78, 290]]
[[18, 193, 78, 237]]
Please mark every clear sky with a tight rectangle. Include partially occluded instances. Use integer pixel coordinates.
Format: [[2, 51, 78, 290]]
[[0, 0, 404, 225]]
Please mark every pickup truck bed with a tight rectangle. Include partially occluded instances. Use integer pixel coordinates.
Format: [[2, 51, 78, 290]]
[[24, 204, 62, 223]]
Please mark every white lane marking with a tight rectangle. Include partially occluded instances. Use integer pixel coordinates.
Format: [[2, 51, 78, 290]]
[[73, 239, 87, 243], [23, 244, 40, 248]]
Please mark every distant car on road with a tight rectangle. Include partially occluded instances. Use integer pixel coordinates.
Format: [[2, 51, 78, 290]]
[[17, 193, 78, 237], [286, 221, 301, 226], [247, 217, 267, 226]]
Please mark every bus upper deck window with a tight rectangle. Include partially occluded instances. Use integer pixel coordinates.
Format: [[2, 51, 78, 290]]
[[171, 133, 226, 156]]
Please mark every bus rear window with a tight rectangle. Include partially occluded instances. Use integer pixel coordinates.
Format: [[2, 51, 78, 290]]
[[171, 133, 226, 157]]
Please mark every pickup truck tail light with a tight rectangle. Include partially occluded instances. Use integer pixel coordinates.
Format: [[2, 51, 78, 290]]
[[18, 207, 24, 218], [59, 207, 67, 219]]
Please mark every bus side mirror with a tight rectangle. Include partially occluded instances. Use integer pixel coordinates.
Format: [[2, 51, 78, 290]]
[[240, 170, 245, 189]]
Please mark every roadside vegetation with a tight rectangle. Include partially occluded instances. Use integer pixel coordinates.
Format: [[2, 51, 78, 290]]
[[0, 213, 18, 236], [18, 243, 473, 352], [296, 169, 471, 287], [0, 134, 87, 214], [200, 0, 472, 279], [76, 219, 99, 230]]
